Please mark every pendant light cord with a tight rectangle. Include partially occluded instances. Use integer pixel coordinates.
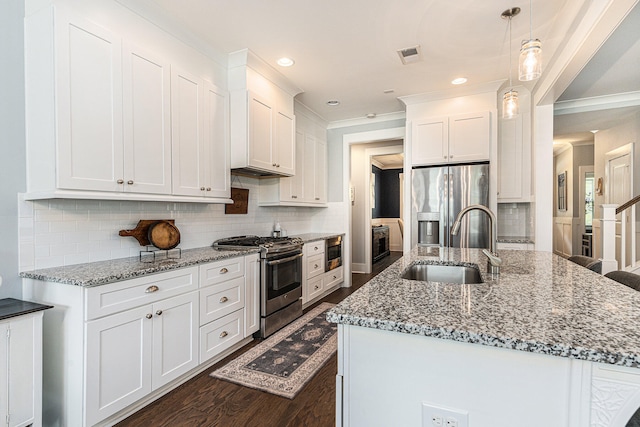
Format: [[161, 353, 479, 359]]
[[529, 0, 533, 39], [509, 16, 513, 87]]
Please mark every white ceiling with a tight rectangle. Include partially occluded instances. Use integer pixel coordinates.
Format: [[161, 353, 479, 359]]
[[142, 0, 572, 123]]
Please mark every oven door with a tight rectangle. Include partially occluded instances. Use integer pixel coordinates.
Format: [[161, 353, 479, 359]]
[[262, 251, 303, 316], [326, 236, 342, 271]]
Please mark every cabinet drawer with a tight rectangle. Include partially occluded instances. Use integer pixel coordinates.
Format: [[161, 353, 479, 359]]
[[199, 309, 244, 363], [325, 266, 344, 289], [200, 257, 245, 287], [307, 275, 324, 301], [85, 267, 198, 320], [200, 276, 245, 325], [304, 241, 325, 256], [307, 253, 325, 279]]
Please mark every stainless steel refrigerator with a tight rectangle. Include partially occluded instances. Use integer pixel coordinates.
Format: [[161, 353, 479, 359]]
[[411, 163, 490, 248]]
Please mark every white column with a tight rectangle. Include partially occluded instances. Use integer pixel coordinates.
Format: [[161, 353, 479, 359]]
[[600, 204, 618, 274]]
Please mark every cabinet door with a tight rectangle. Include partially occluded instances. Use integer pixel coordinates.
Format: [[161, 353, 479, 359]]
[[274, 111, 295, 176], [56, 13, 124, 192], [171, 68, 205, 197], [122, 43, 172, 195], [411, 117, 448, 166], [307, 275, 324, 301], [0, 323, 7, 425], [151, 292, 199, 389], [498, 116, 524, 200], [7, 315, 39, 427], [244, 254, 260, 336], [303, 134, 316, 203], [279, 130, 305, 201], [314, 139, 327, 203], [203, 81, 230, 199], [86, 306, 152, 426], [449, 111, 490, 163], [247, 91, 275, 172]]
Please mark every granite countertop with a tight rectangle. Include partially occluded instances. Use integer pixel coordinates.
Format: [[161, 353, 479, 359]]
[[497, 236, 535, 244], [20, 246, 259, 287], [0, 298, 53, 321], [291, 232, 344, 243], [327, 246, 640, 368]]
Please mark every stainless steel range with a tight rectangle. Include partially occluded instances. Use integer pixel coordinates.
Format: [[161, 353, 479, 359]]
[[213, 235, 304, 338]]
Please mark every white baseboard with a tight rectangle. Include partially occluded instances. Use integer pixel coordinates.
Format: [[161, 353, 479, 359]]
[[352, 262, 366, 274]]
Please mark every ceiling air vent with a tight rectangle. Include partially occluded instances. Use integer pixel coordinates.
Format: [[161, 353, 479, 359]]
[[397, 45, 423, 65]]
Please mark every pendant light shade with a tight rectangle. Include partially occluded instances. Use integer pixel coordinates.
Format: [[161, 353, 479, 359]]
[[519, 0, 542, 81], [502, 89, 519, 119], [501, 7, 520, 119], [519, 39, 542, 81]]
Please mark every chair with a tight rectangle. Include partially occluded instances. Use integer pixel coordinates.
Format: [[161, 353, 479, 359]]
[[567, 255, 602, 274], [604, 271, 640, 292], [398, 219, 404, 238]]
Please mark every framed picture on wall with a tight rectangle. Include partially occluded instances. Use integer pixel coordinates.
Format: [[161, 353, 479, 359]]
[[558, 171, 567, 211]]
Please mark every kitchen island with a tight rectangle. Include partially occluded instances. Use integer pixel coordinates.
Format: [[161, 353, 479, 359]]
[[327, 246, 640, 427]]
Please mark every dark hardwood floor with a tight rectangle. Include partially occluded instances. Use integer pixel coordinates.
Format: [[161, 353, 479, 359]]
[[115, 252, 402, 427]]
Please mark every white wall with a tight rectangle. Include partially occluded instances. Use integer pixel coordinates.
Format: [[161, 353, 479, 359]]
[[0, 0, 27, 298], [18, 176, 345, 271]]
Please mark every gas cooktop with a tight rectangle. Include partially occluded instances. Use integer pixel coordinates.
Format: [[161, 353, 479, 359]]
[[213, 235, 303, 253]]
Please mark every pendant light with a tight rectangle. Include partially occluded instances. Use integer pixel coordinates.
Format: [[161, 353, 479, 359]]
[[519, 0, 542, 81], [501, 8, 520, 119]]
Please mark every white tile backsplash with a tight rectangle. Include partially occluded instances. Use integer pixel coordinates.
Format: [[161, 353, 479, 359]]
[[19, 176, 346, 270], [497, 203, 532, 238]]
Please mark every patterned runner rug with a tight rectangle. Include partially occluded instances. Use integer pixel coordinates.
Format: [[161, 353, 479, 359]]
[[210, 302, 337, 399]]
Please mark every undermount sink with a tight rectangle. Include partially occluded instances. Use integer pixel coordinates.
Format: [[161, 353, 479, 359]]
[[401, 263, 483, 284]]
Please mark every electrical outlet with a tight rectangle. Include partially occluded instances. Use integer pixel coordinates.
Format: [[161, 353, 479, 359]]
[[422, 402, 468, 427]]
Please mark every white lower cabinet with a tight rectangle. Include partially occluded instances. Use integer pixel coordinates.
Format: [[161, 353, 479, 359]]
[[0, 311, 45, 427], [23, 253, 260, 426], [302, 241, 344, 306], [85, 291, 198, 426]]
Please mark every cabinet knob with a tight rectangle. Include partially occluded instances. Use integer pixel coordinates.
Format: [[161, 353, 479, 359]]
[[315, 197, 320, 201], [127, 180, 134, 185], [449, 155, 453, 158], [314, 285, 319, 290], [145, 285, 159, 293], [156, 310, 163, 316], [272, 163, 277, 167], [200, 187, 206, 191], [443, 156, 447, 159], [314, 264, 319, 269], [292, 195, 297, 199], [220, 331, 228, 338], [145, 313, 153, 319], [220, 296, 229, 303], [276, 164, 280, 167], [333, 275, 337, 280], [206, 187, 211, 191], [314, 246, 318, 250], [220, 267, 228, 274], [117, 179, 124, 184]]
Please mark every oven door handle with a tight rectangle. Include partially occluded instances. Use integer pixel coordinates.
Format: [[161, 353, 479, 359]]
[[265, 253, 303, 266]]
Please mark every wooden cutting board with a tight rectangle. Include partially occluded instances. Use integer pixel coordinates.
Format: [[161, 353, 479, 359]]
[[148, 221, 180, 250], [119, 219, 178, 248]]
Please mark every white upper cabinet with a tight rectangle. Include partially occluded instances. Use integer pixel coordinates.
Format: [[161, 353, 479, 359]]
[[54, 13, 124, 193], [258, 103, 328, 207], [24, 6, 230, 203], [411, 112, 490, 166], [498, 105, 531, 202], [122, 43, 172, 195], [229, 49, 301, 176]]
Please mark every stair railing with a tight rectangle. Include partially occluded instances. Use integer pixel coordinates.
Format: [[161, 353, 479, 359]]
[[601, 196, 640, 274]]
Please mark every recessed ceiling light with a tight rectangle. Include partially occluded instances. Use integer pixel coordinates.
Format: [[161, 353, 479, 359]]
[[383, 89, 395, 94], [277, 57, 295, 67], [451, 77, 467, 85], [366, 113, 376, 119], [326, 100, 340, 106]]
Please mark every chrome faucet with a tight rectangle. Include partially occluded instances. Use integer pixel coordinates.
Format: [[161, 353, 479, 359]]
[[451, 204, 502, 275]]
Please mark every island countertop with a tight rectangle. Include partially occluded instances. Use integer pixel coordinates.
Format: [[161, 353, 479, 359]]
[[327, 246, 640, 368]]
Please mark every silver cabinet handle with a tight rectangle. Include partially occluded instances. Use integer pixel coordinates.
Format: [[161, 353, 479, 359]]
[[156, 310, 163, 316], [145, 285, 159, 293], [127, 180, 134, 185], [220, 267, 228, 274], [315, 197, 320, 200], [443, 156, 447, 159], [292, 195, 297, 199], [206, 187, 211, 191], [276, 164, 280, 167], [314, 285, 319, 290], [200, 187, 205, 191], [145, 313, 152, 319], [117, 179, 124, 184], [272, 163, 277, 167], [314, 246, 319, 250], [220, 331, 228, 338], [266, 253, 303, 266], [220, 296, 229, 303], [449, 155, 453, 158], [314, 264, 319, 269], [333, 275, 337, 280]]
